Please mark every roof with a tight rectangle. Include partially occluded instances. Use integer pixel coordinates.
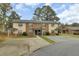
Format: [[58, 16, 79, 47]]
[[13, 20, 56, 24], [62, 26, 79, 30], [67, 27, 79, 30]]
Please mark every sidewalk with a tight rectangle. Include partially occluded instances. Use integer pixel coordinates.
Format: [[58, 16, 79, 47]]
[[29, 36, 50, 53]]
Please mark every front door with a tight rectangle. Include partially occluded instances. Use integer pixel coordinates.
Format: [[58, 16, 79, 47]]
[[35, 30, 42, 35]]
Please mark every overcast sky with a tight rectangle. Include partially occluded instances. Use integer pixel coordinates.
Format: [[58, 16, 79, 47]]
[[11, 3, 79, 24]]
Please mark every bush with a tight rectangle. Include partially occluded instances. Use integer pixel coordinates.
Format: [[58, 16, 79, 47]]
[[45, 32, 50, 35], [73, 33, 79, 35], [22, 32, 27, 36], [56, 33, 59, 35]]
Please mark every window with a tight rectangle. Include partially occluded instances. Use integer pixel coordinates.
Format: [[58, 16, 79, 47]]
[[42, 24, 45, 26], [29, 23, 32, 26], [51, 24, 54, 26], [29, 23, 33, 29], [29, 29, 33, 33], [18, 23, 23, 26]]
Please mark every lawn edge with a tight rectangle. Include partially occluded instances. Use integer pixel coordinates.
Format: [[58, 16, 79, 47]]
[[40, 36, 55, 43]]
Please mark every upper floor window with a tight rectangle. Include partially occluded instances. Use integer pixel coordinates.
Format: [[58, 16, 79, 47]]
[[42, 24, 45, 26], [51, 24, 54, 26], [18, 23, 23, 26], [29, 23, 32, 26]]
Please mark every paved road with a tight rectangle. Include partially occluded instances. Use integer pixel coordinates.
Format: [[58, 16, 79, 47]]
[[30, 36, 79, 56]]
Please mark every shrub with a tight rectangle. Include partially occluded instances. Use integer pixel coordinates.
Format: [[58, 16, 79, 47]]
[[56, 33, 59, 35], [45, 32, 50, 35], [73, 33, 79, 35], [22, 32, 27, 36]]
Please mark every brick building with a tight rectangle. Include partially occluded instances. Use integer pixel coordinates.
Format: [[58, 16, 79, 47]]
[[13, 20, 59, 35]]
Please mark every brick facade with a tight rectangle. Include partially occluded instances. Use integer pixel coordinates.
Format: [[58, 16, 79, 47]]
[[13, 20, 58, 35]]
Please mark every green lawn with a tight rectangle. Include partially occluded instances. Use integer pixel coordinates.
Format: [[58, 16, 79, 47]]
[[59, 34, 79, 39], [41, 36, 55, 43]]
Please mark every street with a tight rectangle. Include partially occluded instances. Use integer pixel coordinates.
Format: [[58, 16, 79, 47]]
[[31, 36, 79, 56]]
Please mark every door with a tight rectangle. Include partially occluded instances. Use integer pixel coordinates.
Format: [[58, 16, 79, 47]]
[[35, 30, 42, 35]]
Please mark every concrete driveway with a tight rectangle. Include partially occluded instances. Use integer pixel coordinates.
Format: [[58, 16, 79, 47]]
[[31, 36, 79, 56], [0, 37, 49, 56]]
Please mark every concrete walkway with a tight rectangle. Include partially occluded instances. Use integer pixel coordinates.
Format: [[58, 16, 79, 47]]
[[0, 36, 49, 56], [31, 36, 79, 56]]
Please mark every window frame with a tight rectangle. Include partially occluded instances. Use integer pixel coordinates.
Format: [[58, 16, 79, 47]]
[[18, 23, 23, 26]]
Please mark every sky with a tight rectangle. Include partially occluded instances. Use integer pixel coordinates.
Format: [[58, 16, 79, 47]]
[[11, 3, 79, 24]]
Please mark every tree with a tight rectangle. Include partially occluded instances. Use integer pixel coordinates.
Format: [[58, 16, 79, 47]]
[[33, 5, 60, 22], [9, 11, 20, 20], [33, 7, 41, 21], [70, 23, 79, 27], [0, 3, 12, 32], [8, 11, 20, 28], [41, 6, 56, 21], [64, 23, 79, 27]]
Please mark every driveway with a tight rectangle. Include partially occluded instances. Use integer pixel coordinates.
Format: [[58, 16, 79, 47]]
[[31, 36, 79, 56], [0, 37, 49, 56]]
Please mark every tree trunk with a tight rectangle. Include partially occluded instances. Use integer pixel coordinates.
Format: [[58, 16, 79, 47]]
[[2, 24, 5, 32]]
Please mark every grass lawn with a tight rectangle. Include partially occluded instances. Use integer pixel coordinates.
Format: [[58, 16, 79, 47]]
[[59, 34, 79, 39], [41, 36, 55, 43], [0, 35, 8, 42], [0, 34, 36, 42]]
